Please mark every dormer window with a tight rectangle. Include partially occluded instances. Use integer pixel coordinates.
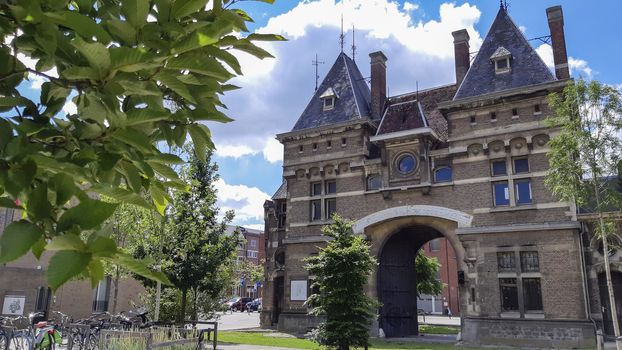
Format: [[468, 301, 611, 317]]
[[491, 46, 512, 74], [320, 87, 338, 111]]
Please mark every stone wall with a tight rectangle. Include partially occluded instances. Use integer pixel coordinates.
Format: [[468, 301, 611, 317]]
[[462, 317, 595, 349]]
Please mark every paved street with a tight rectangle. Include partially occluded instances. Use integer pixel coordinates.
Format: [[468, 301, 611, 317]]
[[205, 311, 261, 330]]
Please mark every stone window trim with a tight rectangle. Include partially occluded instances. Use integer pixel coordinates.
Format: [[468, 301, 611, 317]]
[[496, 249, 544, 318], [393, 151, 419, 175], [434, 166, 453, 183], [533, 104, 542, 115], [308, 180, 338, 223], [367, 174, 382, 191], [491, 46, 512, 74], [491, 155, 534, 208]]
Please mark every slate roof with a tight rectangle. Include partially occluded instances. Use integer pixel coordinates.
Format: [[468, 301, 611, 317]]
[[376, 84, 457, 141], [454, 7, 555, 100], [292, 53, 371, 131], [272, 181, 287, 200]]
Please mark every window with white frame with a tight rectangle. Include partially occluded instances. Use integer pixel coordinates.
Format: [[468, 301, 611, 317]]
[[247, 250, 258, 258], [249, 239, 257, 249], [491, 46, 512, 74]]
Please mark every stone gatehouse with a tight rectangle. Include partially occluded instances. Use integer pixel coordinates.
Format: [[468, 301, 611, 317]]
[[261, 4, 607, 348]]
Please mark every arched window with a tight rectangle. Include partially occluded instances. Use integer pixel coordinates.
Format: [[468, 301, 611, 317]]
[[367, 175, 382, 191], [434, 167, 453, 183]]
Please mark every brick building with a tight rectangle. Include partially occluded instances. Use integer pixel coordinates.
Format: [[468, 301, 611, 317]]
[[261, 4, 615, 348], [0, 208, 144, 319], [418, 238, 459, 316], [228, 225, 266, 299]]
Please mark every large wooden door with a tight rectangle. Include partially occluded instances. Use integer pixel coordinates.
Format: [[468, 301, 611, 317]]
[[379, 233, 418, 337], [599, 272, 622, 336]]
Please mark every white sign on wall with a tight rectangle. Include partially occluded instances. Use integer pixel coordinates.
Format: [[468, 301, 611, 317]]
[[2, 295, 25, 315], [290, 280, 308, 301]]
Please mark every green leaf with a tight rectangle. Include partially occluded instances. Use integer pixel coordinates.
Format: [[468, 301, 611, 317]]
[[89, 185, 152, 209], [46, 235, 87, 251], [71, 36, 111, 78], [121, 0, 149, 29], [57, 199, 119, 233], [154, 71, 196, 103], [61, 66, 99, 80], [150, 153, 185, 164], [47, 250, 91, 291], [171, 0, 208, 19], [149, 183, 168, 215], [111, 253, 171, 285], [247, 33, 287, 42], [233, 39, 274, 59], [50, 173, 76, 206], [188, 123, 210, 162], [0, 197, 22, 209], [0, 221, 44, 264], [125, 108, 171, 126], [111, 129, 156, 153], [191, 108, 233, 123], [45, 11, 111, 44], [87, 259, 104, 288], [173, 17, 234, 54], [28, 183, 53, 220], [167, 55, 233, 80], [146, 161, 179, 180], [110, 47, 160, 72], [105, 19, 137, 45], [119, 161, 142, 192], [31, 236, 46, 260], [34, 23, 58, 55], [87, 236, 117, 257]]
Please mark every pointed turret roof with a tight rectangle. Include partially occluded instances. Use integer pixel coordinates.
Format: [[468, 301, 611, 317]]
[[291, 53, 371, 131], [453, 7, 555, 100]]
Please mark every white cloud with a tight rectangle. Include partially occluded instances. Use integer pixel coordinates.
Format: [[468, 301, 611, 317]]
[[244, 224, 265, 231], [519, 25, 526, 34], [569, 57, 593, 79], [215, 178, 271, 223], [535, 44, 594, 79], [403, 2, 419, 12], [214, 137, 283, 163], [16, 53, 59, 90], [262, 138, 283, 163], [215, 144, 255, 159]]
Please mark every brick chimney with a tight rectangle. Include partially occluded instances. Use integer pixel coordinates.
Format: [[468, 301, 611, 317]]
[[452, 29, 470, 86], [369, 51, 387, 119], [546, 6, 569, 80]]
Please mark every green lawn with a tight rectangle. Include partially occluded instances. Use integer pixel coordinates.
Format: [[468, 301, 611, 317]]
[[218, 331, 480, 350]]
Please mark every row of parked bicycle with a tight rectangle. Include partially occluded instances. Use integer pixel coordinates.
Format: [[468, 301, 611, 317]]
[[0, 308, 152, 350]]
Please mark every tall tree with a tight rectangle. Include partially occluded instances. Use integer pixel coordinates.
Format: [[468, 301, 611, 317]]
[[305, 215, 379, 350], [135, 150, 239, 322], [546, 79, 622, 348], [0, 0, 283, 291]]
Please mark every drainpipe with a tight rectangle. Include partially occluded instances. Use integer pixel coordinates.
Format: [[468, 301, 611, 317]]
[[578, 222, 599, 343]]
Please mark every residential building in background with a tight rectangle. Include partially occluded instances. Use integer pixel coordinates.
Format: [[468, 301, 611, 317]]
[[261, 4, 617, 348], [227, 225, 266, 299], [418, 238, 459, 315], [0, 208, 144, 319]]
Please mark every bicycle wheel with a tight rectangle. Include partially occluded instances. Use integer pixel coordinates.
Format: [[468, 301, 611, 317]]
[[0, 334, 8, 350], [87, 333, 98, 350], [10, 334, 32, 350]]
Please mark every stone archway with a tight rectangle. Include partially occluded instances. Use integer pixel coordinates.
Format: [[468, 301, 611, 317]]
[[353, 205, 472, 337]]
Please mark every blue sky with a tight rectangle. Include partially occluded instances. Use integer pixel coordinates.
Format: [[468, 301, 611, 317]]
[[206, 0, 621, 229], [14, 1, 621, 230]]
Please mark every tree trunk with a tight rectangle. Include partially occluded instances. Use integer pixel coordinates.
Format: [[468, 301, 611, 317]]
[[180, 288, 188, 323], [193, 288, 199, 321], [594, 182, 622, 350], [112, 266, 120, 314]]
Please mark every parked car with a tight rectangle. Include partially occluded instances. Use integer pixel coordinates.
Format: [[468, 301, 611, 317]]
[[222, 297, 239, 311], [231, 297, 253, 312], [245, 298, 262, 312]]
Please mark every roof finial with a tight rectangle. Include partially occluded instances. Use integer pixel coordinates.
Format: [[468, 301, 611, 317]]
[[312, 54, 324, 91], [339, 14, 346, 53], [351, 25, 356, 61], [500, 0, 503, 9]]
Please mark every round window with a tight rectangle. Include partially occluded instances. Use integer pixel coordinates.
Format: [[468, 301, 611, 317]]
[[397, 154, 417, 174]]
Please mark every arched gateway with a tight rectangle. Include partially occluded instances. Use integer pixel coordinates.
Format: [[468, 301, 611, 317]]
[[354, 206, 472, 337]]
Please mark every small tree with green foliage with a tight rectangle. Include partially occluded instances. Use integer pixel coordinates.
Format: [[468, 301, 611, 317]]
[[546, 79, 622, 348], [415, 250, 444, 297], [305, 215, 379, 350]]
